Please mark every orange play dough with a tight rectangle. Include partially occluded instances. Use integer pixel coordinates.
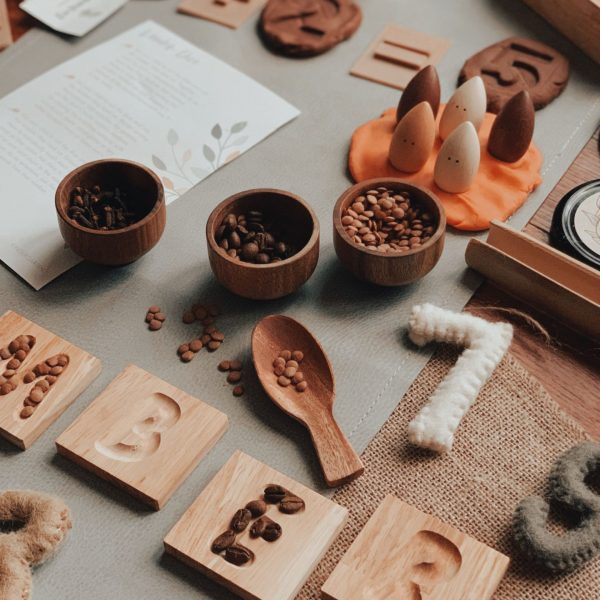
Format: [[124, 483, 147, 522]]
[[348, 105, 543, 231]]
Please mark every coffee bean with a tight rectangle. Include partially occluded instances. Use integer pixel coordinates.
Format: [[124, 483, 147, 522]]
[[207, 341, 221, 351], [273, 357, 286, 369], [46, 375, 58, 385], [262, 519, 283, 542], [211, 530, 236, 553], [246, 499, 267, 518], [283, 367, 296, 378], [178, 344, 190, 355], [149, 319, 162, 331], [296, 381, 308, 392], [181, 351, 194, 362], [279, 350, 292, 361], [46, 357, 59, 368], [182, 310, 195, 324], [250, 516, 267, 538], [280, 495, 305, 514], [292, 372, 304, 384], [230, 508, 252, 533], [211, 331, 225, 342], [232, 385, 244, 397], [230, 360, 243, 371], [264, 485, 287, 503], [29, 388, 45, 404], [227, 371, 241, 384], [224, 544, 254, 566], [0, 348, 10, 360], [20, 406, 34, 419], [57, 355, 68, 367], [218, 360, 231, 372], [291, 351, 304, 362], [189, 339, 203, 353], [23, 372, 35, 384], [277, 375, 291, 387]]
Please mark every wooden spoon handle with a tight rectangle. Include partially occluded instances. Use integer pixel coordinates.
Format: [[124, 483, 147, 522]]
[[306, 411, 364, 487]]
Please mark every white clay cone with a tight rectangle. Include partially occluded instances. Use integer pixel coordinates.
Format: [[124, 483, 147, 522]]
[[388, 101, 436, 173], [439, 76, 487, 140], [434, 121, 480, 193]]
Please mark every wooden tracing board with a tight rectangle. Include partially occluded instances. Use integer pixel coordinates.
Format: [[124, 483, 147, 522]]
[[164, 450, 348, 600], [0, 310, 101, 449], [322, 495, 509, 600], [56, 364, 228, 510]]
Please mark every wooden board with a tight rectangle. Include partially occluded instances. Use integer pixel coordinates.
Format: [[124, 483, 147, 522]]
[[178, 0, 266, 29], [350, 25, 450, 90], [0, 0, 13, 50], [521, 0, 600, 64], [322, 496, 509, 600], [466, 221, 600, 341], [56, 364, 228, 510], [0, 310, 101, 449], [164, 450, 347, 600]]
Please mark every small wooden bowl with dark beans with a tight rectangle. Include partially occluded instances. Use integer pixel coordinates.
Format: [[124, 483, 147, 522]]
[[55, 159, 166, 265], [206, 189, 320, 300], [333, 178, 446, 286]]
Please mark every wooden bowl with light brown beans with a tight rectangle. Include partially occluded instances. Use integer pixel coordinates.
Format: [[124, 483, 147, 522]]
[[206, 188, 320, 300], [55, 159, 166, 265], [333, 179, 446, 286]]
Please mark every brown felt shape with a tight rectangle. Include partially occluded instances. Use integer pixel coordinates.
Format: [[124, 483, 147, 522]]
[[348, 105, 543, 231], [0, 491, 71, 600]]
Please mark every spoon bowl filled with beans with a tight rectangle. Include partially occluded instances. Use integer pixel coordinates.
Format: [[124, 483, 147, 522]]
[[333, 179, 446, 286], [206, 188, 320, 299]]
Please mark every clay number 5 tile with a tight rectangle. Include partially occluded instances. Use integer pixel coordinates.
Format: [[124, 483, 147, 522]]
[[55, 364, 228, 510]]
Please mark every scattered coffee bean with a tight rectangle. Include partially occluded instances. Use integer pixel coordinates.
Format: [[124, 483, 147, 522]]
[[227, 371, 241, 384], [262, 518, 283, 542], [280, 495, 305, 514], [146, 306, 165, 331], [273, 350, 309, 393], [230, 359, 243, 371], [341, 186, 437, 253], [211, 530, 236, 553], [249, 515, 267, 538], [20, 406, 34, 419], [219, 359, 245, 396], [177, 302, 225, 362], [181, 351, 194, 362], [215, 210, 298, 264], [189, 339, 203, 353], [264, 485, 287, 504], [246, 499, 267, 518], [218, 360, 231, 372], [230, 508, 252, 533], [67, 184, 138, 230], [232, 385, 244, 397], [224, 544, 254, 566]]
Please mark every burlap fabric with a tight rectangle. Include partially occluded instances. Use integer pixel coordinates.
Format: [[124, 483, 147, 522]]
[[298, 347, 597, 599]]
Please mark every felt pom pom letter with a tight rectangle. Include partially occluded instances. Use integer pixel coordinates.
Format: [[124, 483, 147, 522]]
[[0, 490, 71, 600], [407, 303, 513, 453]]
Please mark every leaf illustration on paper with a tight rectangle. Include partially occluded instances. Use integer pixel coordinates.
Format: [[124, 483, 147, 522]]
[[230, 136, 248, 147], [211, 124, 222, 140], [191, 167, 210, 179], [231, 121, 247, 133], [152, 155, 167, 171], [168, 129, 179, 145], [182, 149, 192, 164], [162, 176, 175, 191], [225, 151, 241, 164], [203, 144, 216, 163]]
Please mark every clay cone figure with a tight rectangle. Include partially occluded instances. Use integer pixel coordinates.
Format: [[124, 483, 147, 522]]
[[396, 65, 441, 122], [389, 102, 436, 173], [439, 76, 487, 140], [488, 90, 535, 163], [434, 121, 480, 193]]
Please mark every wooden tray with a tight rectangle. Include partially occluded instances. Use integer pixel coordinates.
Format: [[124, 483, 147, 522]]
[[0, 310, 101, 449], [322, 495, 509, 600], [0, 0, 12, 51], [164, 450, 347, 600], [56, 364, 228, 509], [466, 220, 600, 341]]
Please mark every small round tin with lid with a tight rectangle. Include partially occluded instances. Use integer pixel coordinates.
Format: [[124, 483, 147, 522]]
[[550, 180, 600, 270]]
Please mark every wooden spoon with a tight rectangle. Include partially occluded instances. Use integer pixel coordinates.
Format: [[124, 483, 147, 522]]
[[252, 315, 364, 487]]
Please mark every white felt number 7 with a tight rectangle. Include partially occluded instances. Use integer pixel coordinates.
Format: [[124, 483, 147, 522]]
[[407, 304, 513, 453]]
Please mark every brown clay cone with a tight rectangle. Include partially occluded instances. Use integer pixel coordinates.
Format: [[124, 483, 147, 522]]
[[488, 90, 535, 163], [396, 65, 441, 122]]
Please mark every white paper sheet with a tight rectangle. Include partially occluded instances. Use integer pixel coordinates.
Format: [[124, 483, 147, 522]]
[[20, 0, 128, 37], [0, 21, 299, 289]]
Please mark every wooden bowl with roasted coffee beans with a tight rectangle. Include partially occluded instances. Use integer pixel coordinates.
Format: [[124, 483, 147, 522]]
[[206, 189, 320, 300], [333, 179, 446, 286], [55, 159, 165, 265]]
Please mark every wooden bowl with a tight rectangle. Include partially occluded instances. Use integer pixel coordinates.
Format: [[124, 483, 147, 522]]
[[333, 179, 446, 286], [55, 159, 165, 265], [206, 189, 320, 300]]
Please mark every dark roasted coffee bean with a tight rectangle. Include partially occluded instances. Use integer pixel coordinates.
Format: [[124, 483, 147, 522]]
[[246, 499, 267, 518], [241, 242, 259, 261], [229, 231, 241, 249], [264, 484, 287, 503], [224, 544, 254, 566], [262, 519, 282, 542], [280, 495, 305, 514], [211, 530, 236, 553], [230, 508, 252, 532], [250, 516, 267, 538], [256, 253, 270, 264]]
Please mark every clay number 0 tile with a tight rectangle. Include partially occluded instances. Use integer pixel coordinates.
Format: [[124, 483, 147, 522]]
[[0, 0, 13, 51], [322, 496, 509, 600], [351, 25, 450, 91], [55, 364, 228, 510], [0, 310, 101, 450], [178, 0, 267, 29], [164, 451, 347, 600]]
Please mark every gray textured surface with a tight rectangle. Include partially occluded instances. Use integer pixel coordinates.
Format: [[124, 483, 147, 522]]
[[0, 1, 599, 599]]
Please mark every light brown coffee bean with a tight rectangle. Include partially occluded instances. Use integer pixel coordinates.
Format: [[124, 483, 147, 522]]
[[274, 364, 285, 376], [227, 371, 241, 384], [35, 380, 50, 392], [189, 339, 203, 353], [230, 360, 243, 371], [218, 360, 231, 372], [279, 350, 292, 361], [15, 350, 27, 361], [23, 371, 36, 384], [291, 351, 304, 362], [211, 331, 225, 342], [273, 357, 286, 369], [20, 406, 34, 419], [46, 357, 59, 368], [154, 312, 166, 322], [148, 305, 160, 314], [46, 375, 58, 385], [211, 530, 236, 553], [207, 340, 221, 351], [296, 381, 308, 392], [3, 370, 15, 378], [149, 319, 162, 331], [29, 388, 45, 403], [285, 360, 299, 370], [57, 355, 68, 367], [181, 351, 194, 362], [50, 366, 63, 376], [292, 372, 304, 384], [0, 382, 14, 395], [283, 367, 297, 378], [277, 376, 291, 387], [178, 344, 190, 355]]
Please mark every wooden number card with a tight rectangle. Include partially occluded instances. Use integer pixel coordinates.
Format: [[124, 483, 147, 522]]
[[56, 364, 228, 510], [164, 451, 348, 600], [178, 0, 267, 29], [351, 25, 450, 90], [322, 496, 509, 600], [0, 310, 101, 449]]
